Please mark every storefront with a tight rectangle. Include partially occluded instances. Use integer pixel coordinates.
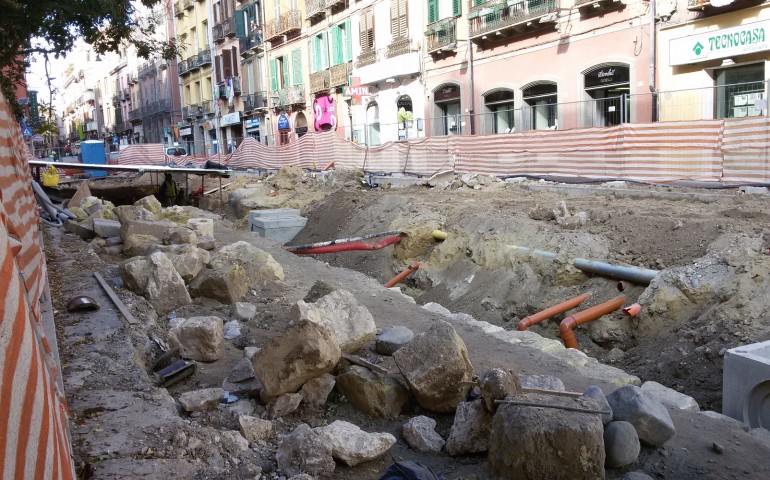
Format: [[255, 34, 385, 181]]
[[220, 111, 243, 152], [659, 9, 770, 121], [178, 124, 194, 155], [245, 118, 261, 142], [583, 64, 631, 126], [277, 113, 291, 144], [431, 84, 462, 136]]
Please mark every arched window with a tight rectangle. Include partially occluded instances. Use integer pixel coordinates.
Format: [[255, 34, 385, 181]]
[[582, 64, 630, 126], [522, 82, 557, 130], [366, 102, 380, 146], [295, 112, 309, 138], [397, 95, 413, 140], [483, 89, 515, 134]]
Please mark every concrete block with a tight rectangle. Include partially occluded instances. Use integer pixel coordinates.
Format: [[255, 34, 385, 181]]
[[249, 209, 302, 220], [249, 212, 307, 244], [119, 219, 175, 242], [723, 340, 770, 428], [738, 186, 770, 195], [64, 219, 96, 240], [93, 218, 122, 238]]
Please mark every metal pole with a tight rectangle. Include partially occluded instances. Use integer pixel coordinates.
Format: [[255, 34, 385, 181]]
[[468, 41, 476, 135]]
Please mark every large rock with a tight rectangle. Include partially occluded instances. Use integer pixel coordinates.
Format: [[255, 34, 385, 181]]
[[300, 373, 336, 407], [210, 241, 285, 282], [582, 386, 613, 425], [479, 368, 522, 413], [268, 393, 303, 419], [252, 319, 341, 397], [393, 320, 473, 413], [119, 252, 191, 315], [168, 316, 224, 362], [314, 420, 396, 467], [276, 424, 335, 478], [64, 219, 95, 240], [641, 381, 699, 413], [119, 218, 175, 242], [165, 226, 198, 246], [134, 195, 162, 214], [239, 415, 272, 444], [606, 385, 676, 447], [119, 256, 151, 294], [445, 400, 493, 456], [232, 302, 258, 321], [604, 421, 641, 468], [521, 374, 565, 392], [402, 416, 445, 453], [335, 366, 411, 418], [123, 234, 161, 257], [375, 326, 414, 356], [292, 290, 376, 353], [93, 218, 122, 238], [488, 393, 606, 480], [113, 205, 156, 224], [227, 357, 256, 383], [178, 388, 224, 412], [188, 264, 248, 304], [150, 244, 210, 284]]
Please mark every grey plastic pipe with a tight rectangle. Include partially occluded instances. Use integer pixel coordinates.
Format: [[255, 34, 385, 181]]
[[509, 245, 659, 285]]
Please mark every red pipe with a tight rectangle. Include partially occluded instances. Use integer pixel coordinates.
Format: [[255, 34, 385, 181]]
[[384, 262, 421, 288], [559, 295, 626, 350], [291, 235, 401, 255], [517, 293, 591, 331]]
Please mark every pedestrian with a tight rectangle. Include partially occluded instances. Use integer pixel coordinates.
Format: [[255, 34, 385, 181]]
[[159, 173, 178, 206]]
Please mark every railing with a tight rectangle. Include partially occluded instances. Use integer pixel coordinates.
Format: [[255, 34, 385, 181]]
[[329, 62, 352, 89], [183, 0, 193, 10], [468, 0, 557, 39], [271, 86, 305, 107], [198, 50, 212, 66], [386, 37, 412, 59], [183, 105, 196, 119], [310, 70, 331, 94], [307, 0, 326, 19], [244, 91, 268, 111], [200, 100, 213, 115], [240, 29, 264, 55], [426, 17, 457, 53], [213, 23, 225, 43], [128, 109, 141, 121], [232, 76, 242, 95], [223, 17, 236, 37], [325, 0, 346, 8], [356, 48, 377, 68], [127, 73, 137, 85], [266, 10, 302, 41], [178, 58, 190, 75], [189, 54, 202, 70]]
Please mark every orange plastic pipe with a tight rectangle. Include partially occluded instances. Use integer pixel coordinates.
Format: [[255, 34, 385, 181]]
[[322, 161, 335, 171], [622, 303, 642, 317], [291, 235, 401, 255], [384, 262, 421, 288], [559, 295, 626, 350], [517, 293, 591, 331]]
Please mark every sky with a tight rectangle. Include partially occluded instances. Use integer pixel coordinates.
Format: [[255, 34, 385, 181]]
[[26, 50, 73, 110]]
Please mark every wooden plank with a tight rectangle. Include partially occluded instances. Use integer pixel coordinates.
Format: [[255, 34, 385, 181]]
[[93, 272, 138, 324], [341, 353, 389, 375]]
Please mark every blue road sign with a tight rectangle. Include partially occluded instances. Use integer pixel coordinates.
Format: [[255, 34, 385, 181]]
[[23, 127, 33, 137]]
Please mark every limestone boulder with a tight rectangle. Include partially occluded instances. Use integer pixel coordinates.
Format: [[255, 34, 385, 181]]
[[113, 205, 156, 224], [402, 416, 445, 453], [119, 218, 175, 243], [300, 373, 336, 407], [641, 381, 699, 413], [335, 366, 411, 418], [119, 256, 151, 294], [488, 393, 605, 480], [268, 393, 303, 419], [134, 195, 162, 214], [292, 289, 376, 353], [150, 244, 210, 284], [188, 264, 248, 304], [393, 320, 473, 413], [210, 241, 285, 282], [445, 400, 493, 456], [165, 226, 198, 246], [232, 302, 258, 321], [93, 218, 121, 238], [123, 234, 161, 257], [168, 316, 224, 362], [252, 319, 341, 397], [479, 368, 522, 413], [239, 415, 272, 444], [276, 424, 335, 478], [178, 388, 224, 412], [375, 326, 414, 356], [144, 252, 192, 315], [606, 385, 676, 447], [314, 420, 396, 467]]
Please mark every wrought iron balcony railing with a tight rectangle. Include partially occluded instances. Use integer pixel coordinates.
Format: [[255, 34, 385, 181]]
[[356, 48, 377, 68], [426, 17, 457, 53], [307, 0, 326, 19], [329, 61, 352, 89], [468, 0, 557, 39], [213, 23, 225, 43], [310, 70, 331, 94], [265, 10, 302, 41], [223, 17, 236, 37], [386, 36, 412, 59]]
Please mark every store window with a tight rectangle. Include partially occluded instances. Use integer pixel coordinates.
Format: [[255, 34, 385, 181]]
[[583, 65, 630, 127], [366, 102, 380, 146], [522, 82, 557, 130], [482, 89, 515, 134], [397, 95, 413, 140], [715, 63, 765, 119], [432, 83, 462, 136]]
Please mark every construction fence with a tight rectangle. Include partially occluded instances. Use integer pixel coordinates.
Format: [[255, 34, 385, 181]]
[[118, 116, 770, 185], [0, 95, 75, 478]]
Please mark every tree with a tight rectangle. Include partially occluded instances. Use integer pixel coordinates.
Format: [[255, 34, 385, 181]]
[[0, 0, 177, 118]]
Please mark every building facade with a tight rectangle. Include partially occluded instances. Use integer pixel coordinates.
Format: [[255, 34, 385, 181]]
[[236, 1, 269, 144]]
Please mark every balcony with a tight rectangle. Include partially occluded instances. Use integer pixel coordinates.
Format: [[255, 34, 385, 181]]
[[178, 58, 191, 75], [183, 104, 196, 119], [386, 36, 413, 59], [240, 29, 264, 56], [265, 10, 302, 42], [81, 89, 96, 104], [468, 0, 557, 41], [199, 100, 213, 116], [127, 73, 137, 85], [426, 17, 457, 53], [183, 0, 193, 10], [223, 17, 236, 37], [271, 86, 305, 108], [576, 0, 622, 14], [189, 54, 202, 71], [123, 89, 131, 100], [307, 0, 326, 20], [310, 70, 331, 94], [113, 95, 121, 106], [213, 23, 225, 43], [244, 91, 267, 111], [128, 109, 141, 122], [329, 61, 352, 89], [198, 50, 212, 66], [325, 0, 346, 9], [356, 48, 377, 68]]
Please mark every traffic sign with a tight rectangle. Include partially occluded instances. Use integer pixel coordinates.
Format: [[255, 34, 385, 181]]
[[22, 127, 33, 137]]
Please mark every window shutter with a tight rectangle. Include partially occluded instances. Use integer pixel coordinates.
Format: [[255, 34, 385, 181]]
[[312, 35, 320, 72], [269, 58, 278, 91], [223, 51, 232, 78], [320, 32, 329, 70], [215, 55, 223, 83], [282, 55, 290, 87], [291, 49, 302, 86], [391, 0, 407, 38], [359, 10, 368, 49], [331, 26, 341, 66], [452, 0, 461, 16], [345, 20, 352, 62], [235, 9, 246, 37], [428, 0, 437, 23], [231, 47, 238, 77]]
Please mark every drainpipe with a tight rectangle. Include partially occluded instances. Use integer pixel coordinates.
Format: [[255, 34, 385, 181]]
[[649, 0, 658, 121], [468, 41, 476, 135], [559, 295, 626, 350], [384, 262, 421, 288], [509, 245, 659, 285], [516, 292, 591, 331]]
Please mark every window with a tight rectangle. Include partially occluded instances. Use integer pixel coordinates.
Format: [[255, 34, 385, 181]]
[[483, 89, 515, 134], [191, 27, 198, 53], [523, 83, 557, 130], [391, 0, 408, 38], [312, 33, 329, 72], [203, 21, 208, 46], [360, 7, 374, 50], [292, 48, 303, 86], [715, 63, 764, 119], [270, 56, 290, 90], [331, 21, 353, 65], [429, 0, 459, 23]]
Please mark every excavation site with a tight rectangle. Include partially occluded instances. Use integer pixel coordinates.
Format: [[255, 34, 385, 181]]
[[39, 168, 770, 479]]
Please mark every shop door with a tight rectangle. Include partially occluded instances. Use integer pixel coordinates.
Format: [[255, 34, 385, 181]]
[[444, 102, 461, 135], [715, 63, 765, 119]]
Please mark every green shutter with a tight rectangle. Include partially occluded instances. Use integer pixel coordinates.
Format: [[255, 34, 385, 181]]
[[428, 0, 438, 23], [320, 32, 329, 70], [453, 0, 461, 16], [345, 20, 352, 62], [270, 58, 278, 90], [291, 49, 302, 86], [331, 26, 342, 66], [311, 35, 320, 72], [473, 0, 485, 5], [235, 9, 246, 38], [282, 55, 290, 87]]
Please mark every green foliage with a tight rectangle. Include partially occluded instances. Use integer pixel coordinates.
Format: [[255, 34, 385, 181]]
[[398, 107, 414, 123]]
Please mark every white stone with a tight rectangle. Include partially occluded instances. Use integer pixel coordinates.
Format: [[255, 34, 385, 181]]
[[641, 381, 700, 413], [314, 420, 396, 467], [292, 290, 376, 353], [239, 415, 273, 443]]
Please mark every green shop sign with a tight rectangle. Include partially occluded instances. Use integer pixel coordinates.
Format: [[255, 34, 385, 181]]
[[669, 19, 770, 67]]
